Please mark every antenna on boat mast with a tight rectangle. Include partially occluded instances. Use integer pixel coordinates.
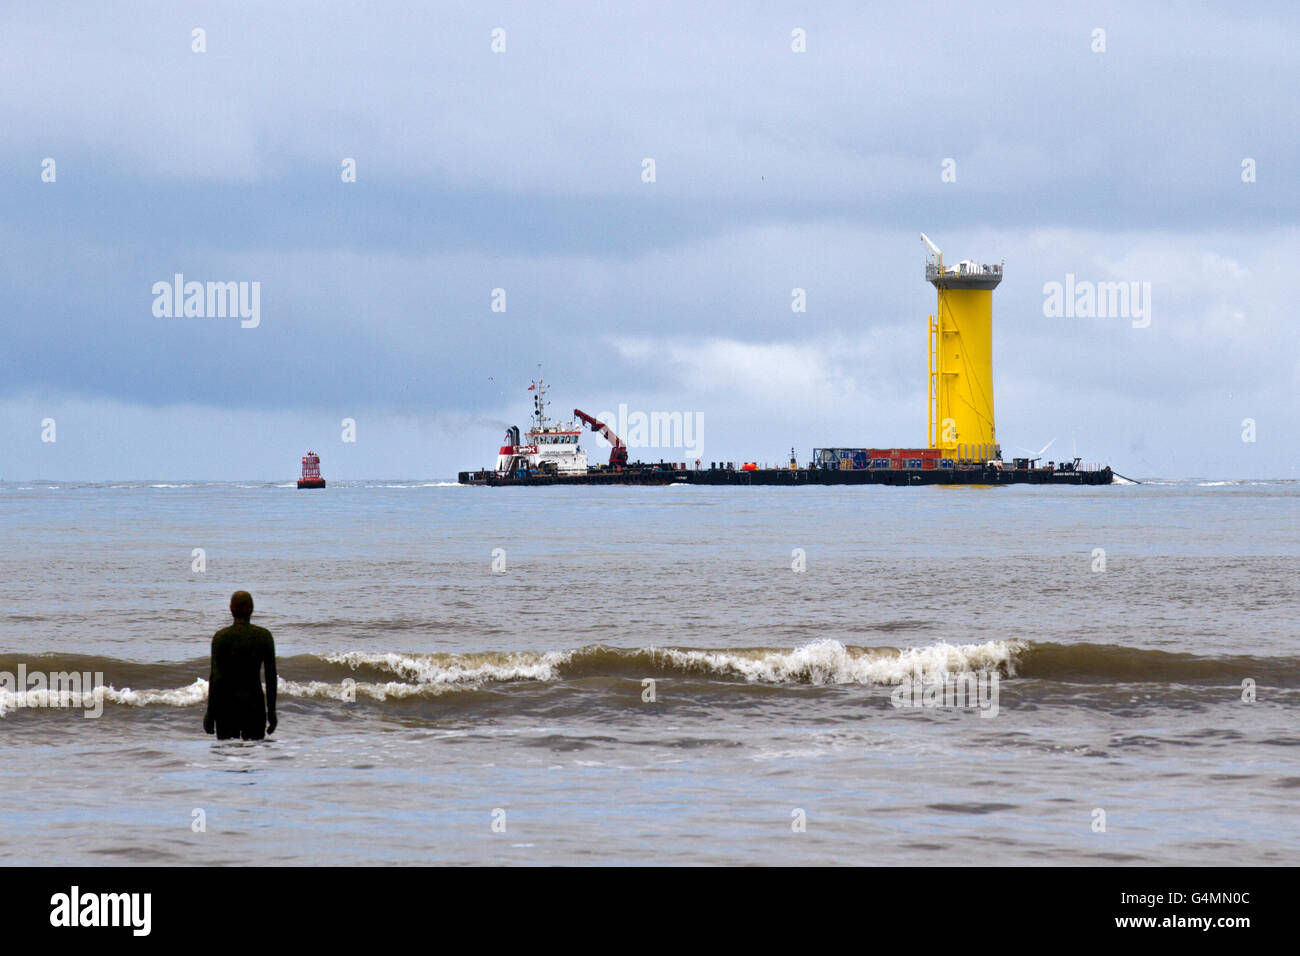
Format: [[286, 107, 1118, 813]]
[[531, 363, 549, 428]]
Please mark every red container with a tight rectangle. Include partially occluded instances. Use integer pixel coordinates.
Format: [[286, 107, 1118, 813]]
[[866, 447, 942, 463], [891, 448, 940, 459]]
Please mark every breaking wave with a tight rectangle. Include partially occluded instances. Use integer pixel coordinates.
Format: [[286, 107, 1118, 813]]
[[3, 639, 1296, 716]]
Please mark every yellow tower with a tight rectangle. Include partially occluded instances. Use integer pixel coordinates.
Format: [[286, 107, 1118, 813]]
[[922, 234, 1002, 463]]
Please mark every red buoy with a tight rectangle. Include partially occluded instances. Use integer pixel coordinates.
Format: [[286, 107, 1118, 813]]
[[297, 451, 326, 489]]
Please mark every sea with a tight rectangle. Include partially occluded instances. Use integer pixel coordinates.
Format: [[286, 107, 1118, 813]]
[[1, 478, 1296, 866]]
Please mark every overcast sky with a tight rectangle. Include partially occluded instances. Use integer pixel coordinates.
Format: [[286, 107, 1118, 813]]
[[2, 1, 1296, 480]]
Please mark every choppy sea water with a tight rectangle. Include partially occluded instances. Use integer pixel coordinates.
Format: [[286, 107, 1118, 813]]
[[0, 479, 1296, 866]]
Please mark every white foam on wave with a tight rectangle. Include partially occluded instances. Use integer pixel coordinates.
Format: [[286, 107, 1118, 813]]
[[280, 679, 463, 701], [326, 639, 1023, 687], [1, 679, 210, 715], [1, 675, 471, 714], [1197, 480, 1277, 487], [101, 680, 210, 706], [381, 482, 463, 488], [0, 688, 98, 715], [651, 638, 1024, 685], [323, 649, 572, 685]]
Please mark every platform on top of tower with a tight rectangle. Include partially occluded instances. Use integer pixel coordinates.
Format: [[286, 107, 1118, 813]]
[[926, 259, 1003, 289]]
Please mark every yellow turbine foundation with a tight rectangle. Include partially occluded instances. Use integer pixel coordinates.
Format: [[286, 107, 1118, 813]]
[[926, 258, 1001, 462]]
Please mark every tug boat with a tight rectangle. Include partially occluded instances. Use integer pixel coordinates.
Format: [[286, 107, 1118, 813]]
[[297, 451, 326, 489], [493, 374, 588, 478]]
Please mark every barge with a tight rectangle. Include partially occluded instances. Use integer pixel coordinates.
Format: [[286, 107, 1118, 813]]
[[460, 236, 1119, 489], [458, 459, 1113, 487]]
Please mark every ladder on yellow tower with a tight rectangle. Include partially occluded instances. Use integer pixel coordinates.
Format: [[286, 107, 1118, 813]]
[[927, 313, 939, 447]]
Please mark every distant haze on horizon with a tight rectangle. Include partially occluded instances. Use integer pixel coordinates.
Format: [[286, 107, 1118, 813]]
[[2, 2, 1296, 481]]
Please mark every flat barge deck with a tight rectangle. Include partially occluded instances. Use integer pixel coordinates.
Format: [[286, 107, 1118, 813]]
[[458, 463, 1113, 487]]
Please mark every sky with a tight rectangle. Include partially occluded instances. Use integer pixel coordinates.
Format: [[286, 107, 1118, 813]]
[[2, 1, 1296, 480]]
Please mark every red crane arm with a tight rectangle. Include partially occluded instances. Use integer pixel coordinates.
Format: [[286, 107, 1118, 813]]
[[573, 409, 624, 448], [573, 408, 629, 467]]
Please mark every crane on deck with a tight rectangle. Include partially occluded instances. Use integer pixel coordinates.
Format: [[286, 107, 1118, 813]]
[[573, 408, 629, 469]]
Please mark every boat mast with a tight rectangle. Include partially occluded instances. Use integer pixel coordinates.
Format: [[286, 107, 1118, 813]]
[[532, 363, 549, 431]]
